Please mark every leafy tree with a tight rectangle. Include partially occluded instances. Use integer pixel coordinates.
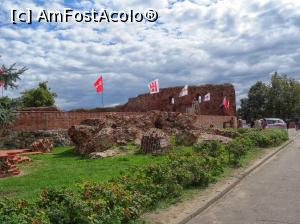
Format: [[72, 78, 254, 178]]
[[21, 82, 57, 107], [238, 98, 250, 121], [240, 81, 269, 121], [267, 73, 300, 119], [0, 96, 22, 108], [239, 72, 300, 121], [0, 97, 21, 132], [0, 58, 26, 132]]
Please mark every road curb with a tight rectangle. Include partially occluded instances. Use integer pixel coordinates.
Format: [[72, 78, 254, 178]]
[[177, 139, 294, 224]]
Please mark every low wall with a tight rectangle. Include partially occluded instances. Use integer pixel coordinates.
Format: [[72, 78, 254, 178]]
[[12, 111, 237, 131]]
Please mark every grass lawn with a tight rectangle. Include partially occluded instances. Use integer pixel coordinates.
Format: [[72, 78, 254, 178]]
[[0, 143, 278, 203], [0, 147, 165, 201]]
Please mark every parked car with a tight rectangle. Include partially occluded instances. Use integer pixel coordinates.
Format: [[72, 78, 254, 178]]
[[260, 118, 287, 129]]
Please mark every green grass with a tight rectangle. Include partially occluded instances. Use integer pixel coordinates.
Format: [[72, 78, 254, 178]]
[[0, 147, 165, 201], [0, 143, 276, 203]]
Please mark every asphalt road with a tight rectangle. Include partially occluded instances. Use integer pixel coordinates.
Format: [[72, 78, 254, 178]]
[[187, 130, 300, 224]]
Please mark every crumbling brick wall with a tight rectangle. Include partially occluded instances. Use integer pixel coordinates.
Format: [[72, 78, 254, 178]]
[[11, 83, 237, 132], [12, 112, 236, 131], [72, 83, 236, 116], [12, 112, 142, 131], [115, 83, 236, 116]]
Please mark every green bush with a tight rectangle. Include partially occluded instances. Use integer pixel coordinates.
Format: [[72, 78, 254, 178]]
[[0, 198, 50, 224], [225, 136, 254, 167], [236, 128, 260, 135], [38, 188, 91, 224], [226, 129, 288, 166], [242, 129, 288, 147], [193, 140, 224, 158], [0, 128, 288, 223]]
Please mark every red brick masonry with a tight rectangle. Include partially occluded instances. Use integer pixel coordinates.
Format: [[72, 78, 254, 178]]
[[74, 84, 237, 116], [13, 111, 237, 131], [0, 149, 35, 178]]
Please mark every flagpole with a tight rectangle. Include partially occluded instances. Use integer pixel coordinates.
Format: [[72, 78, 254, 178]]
[[102, 77, 104, 107], [102, 91, 104, 107]]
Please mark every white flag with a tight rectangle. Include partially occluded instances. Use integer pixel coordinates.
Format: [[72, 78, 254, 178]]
[[148, 79, 159, 94], [204, 93, 210, 102], [198, 95, 202, 103], [179, 85, 188, 97]]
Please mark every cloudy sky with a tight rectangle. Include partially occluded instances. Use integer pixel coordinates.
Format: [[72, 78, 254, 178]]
[[0, 0, 300, 109]]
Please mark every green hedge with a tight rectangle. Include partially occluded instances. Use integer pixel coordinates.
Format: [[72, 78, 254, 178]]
[[241, 128, 288, 147], [0, 129, 288, 224], [0, 154, 220, 224], [226, 129, 288, 166]]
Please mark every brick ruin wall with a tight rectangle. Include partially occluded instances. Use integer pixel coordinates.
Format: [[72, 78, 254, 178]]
[[12, 111, 237, 132], [116, 83, 236, 116], [11, 84, 237, 131]]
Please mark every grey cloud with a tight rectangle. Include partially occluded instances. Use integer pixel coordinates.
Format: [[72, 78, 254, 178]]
[[1, 0, 300, 109]]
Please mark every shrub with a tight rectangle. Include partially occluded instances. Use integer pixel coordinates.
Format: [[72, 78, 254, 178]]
[[242, 129, 288, 147], [213, 128, 241, 138], [38, 188, 91, 224], [0, 198, 50, 224], [237, 128, 263, 134], [0, 128, 289, 223], [193, 140, 224, 158], [225, 136, 254, 167]]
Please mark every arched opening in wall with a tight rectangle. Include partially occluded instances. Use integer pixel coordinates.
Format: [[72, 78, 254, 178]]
[[169, 96, 175, 105]]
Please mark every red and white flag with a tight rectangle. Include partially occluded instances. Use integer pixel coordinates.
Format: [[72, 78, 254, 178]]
[[148, 79, 159, 94], [94, 76, 103, 93], [226, 99, 230, 109], [221, 96, 230, 109]]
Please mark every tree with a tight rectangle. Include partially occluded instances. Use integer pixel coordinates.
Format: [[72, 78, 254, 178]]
[[238, 81, 269, 121], [0, 57, 26, 132], [0, 97, 21, 133], [0, 60, 27, 90], [238, 98, 250, 121], [21, 82, 57, 107], [239, 72, 300, 121], [267, 73, 300, 119]]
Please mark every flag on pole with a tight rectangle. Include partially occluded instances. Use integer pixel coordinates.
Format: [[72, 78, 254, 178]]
[[179, 85, 188, 97], [221, 96, 230, 109], [226, 99, 230, 109], [148, 79, 159, 94], [198, 95, 202, 103], [94, 76, 103, 93], [221, 96, 227, 107], [204, 92, 210, 102]]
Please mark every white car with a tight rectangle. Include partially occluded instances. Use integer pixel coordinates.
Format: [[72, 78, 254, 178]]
[[261, 118, 287, 129]]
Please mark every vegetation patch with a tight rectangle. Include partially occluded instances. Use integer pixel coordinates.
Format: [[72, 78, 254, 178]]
[[0, 129, 288, 224]]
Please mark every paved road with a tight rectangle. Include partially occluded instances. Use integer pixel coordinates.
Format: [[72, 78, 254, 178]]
[[187, 131, 300, 224]]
